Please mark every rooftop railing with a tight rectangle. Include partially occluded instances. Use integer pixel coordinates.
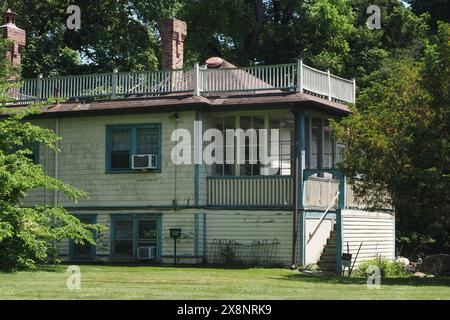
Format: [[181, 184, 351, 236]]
[[5, 60, 356, 105]]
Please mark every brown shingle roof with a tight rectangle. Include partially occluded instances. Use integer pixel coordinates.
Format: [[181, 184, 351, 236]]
[[4, 91, 349, 118]]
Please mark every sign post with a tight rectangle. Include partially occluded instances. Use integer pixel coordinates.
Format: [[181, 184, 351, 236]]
[[169, 228, 182, 265]]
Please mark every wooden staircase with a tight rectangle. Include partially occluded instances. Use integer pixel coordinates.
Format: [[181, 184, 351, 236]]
[[317, 228, 337, 274]]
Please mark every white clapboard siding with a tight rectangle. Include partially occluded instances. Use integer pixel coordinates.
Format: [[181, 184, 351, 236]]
[[161, 212, 197, 263], [342, 210, 395, 268], [23, 112, 197, 208], [205, 210, 292, 266], [305, 217, 334, 264]]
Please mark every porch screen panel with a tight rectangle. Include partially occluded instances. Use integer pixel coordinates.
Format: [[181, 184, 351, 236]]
[[211, 116, 235, 176], [323, 119, 333, 168], [239, 115, 264, 176], [269, 114, 294, 175], [310, 118, 322, 169]]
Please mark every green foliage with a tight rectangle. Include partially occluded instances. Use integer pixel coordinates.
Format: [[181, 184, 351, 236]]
[[356, 257, 408, 278], [407, 0, 449, 32], [3, 0, 181, 76], [2, 0, 427, 81], [332, 22, 450, 256], [0, 38, 105, 271]]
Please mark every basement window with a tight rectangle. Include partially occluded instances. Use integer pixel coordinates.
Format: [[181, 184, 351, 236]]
[[69, 215, 96, 261], [106, 124, 161, 172]]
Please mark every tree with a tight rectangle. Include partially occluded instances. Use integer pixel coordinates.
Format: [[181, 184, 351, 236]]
[[332, 22, 450, 257], [0, 38, 104, 271], [407, 0, 449, 32], [3, 0, 181, 77], [345, 0, 428, 85]]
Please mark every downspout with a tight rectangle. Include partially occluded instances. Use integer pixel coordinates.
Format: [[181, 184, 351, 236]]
[[298, 110, 306, 267], [292, 108, 306, 267], [54, 118, 60, 206], [194, 109, 204, 262], [292, 110, 299, 267], [172, 113, 179, 207], [45, 138, 48, 205]]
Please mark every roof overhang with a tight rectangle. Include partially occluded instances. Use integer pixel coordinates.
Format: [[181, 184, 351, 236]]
[[3, 91, 351, 119]]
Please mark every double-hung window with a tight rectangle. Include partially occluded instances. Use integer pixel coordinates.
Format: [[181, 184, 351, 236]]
[[106, 124, 161, 172], [70, 215, 96, 261]]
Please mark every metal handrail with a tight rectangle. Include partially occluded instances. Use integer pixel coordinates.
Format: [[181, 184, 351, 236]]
[[307, 190, 340, 243]]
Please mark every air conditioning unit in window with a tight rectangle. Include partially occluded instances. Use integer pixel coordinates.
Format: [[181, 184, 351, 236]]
[[132, 154, 157, 170], [137, 246, 156, 260]]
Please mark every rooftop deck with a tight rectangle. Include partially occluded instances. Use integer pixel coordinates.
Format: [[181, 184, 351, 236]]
[[6, 60, 356, 106]]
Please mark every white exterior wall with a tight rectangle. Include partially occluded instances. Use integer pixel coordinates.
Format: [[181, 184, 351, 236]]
[[24, 111, 199, 208], [204, 210, 293, 266], [342, 209, 395, 267], [305, 217, 334, 264]]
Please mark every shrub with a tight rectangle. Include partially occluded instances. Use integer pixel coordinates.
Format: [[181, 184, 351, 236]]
[[356, 256, 408, 278]]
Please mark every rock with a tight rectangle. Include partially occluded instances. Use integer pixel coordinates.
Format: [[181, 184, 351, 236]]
[[405, 264, 416, 273], [420, 254, 450, 275], [395, 257, 410, 266], [414, 272, 427, 278]]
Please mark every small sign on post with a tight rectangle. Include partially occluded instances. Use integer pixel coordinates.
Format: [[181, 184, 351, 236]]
[[342, 253, 352, 268], [341, 252, 352, 276], [169, 228, 182, 265]]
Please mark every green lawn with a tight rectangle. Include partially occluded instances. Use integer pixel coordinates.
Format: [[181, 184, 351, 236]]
[[0, 265, 449, 300]]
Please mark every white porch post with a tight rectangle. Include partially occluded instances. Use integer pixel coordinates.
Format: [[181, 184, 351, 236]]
[[296, 59, 303, 93]]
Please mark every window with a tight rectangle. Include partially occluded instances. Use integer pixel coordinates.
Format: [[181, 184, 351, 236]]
[[239, 115, 264, 176], [112, 216, 160, 260], [106, 124, 161, 172], [211, 116, 236, 176], [114, 220, 134, 258], [323, 119, 334, 169], [310, 117, 322, 169], [70, 215, 96, 261], [305, 114, 345, 171], [210, 113, 294, 176], [269, 115, 294, 176]]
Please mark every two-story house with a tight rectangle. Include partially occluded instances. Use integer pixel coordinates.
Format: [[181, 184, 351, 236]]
[[2, 10, 395, 274]]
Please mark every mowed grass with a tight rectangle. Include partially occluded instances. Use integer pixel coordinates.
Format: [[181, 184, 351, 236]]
[[0, 265, 449, 300]]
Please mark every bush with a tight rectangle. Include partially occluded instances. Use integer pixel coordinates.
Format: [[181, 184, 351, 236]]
[[356, 257, 408, 278]]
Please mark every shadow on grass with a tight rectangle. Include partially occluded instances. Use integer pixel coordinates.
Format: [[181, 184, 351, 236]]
[[59, 261, 270, 270], [280, 273, 450, 287], [35, 264, 66, 273], [0, 264, 65, 274]]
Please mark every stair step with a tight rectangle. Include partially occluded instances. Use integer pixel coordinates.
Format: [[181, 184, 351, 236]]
[[322, 248, 337, 255], [320, 252, 336, 260], [317, 261, 336, 269], [319, 257, 336, 261]]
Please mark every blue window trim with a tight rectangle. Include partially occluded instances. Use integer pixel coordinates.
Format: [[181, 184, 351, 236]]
[[33, 142, 40, 164], [105, 123, 162, 173], [69, 214, 97, 261], [110, 214, 162, 261]]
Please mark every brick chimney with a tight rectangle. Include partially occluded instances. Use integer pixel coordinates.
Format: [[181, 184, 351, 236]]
[[1, 9, 26, 68], [159, 18, 187, 70]]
